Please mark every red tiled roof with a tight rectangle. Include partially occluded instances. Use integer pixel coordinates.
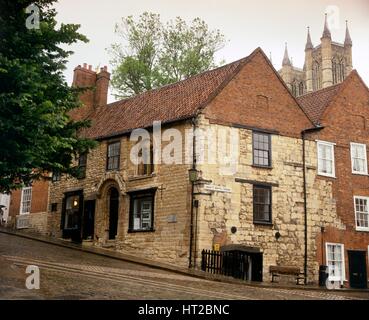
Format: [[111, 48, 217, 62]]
[[83, 55, 250, 139], [297, 84, 342, 124]]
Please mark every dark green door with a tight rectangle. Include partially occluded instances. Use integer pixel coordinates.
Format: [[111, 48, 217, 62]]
[[348, 250, 367, 289], [82, 200, 95, 240], [109, 188, 119, 240], [251, 252, 263, 282]]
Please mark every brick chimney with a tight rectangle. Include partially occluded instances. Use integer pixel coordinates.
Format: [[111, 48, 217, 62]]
[[94, 66, 110, 107], [70, 63, 110, 120]]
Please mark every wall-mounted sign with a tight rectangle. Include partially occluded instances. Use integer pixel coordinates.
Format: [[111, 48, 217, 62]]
[[204, 184, 231, 193], [167, 215, 177, 223]]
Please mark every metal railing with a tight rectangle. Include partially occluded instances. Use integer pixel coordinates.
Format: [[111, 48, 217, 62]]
[[201, 249, 250, 280]]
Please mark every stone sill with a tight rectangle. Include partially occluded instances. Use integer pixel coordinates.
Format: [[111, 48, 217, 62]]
[[253, 221, 273, 227], [352, 172, 369, 177], [128, 229, 155, 234], [317, 174, 336, 179], [128, 173, 156, 181], [252, 165, 273, 170]]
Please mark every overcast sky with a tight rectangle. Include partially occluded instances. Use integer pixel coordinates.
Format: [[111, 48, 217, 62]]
[[54, 0, 369, 102]]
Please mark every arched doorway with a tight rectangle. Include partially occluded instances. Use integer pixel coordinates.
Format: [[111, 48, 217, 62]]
[[108, 187, 119, 240]]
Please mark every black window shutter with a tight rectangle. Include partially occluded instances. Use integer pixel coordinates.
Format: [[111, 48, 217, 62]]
[[60, 197, 66, 230], [128, 195, 134, 231], [78, 193, 84, 231]]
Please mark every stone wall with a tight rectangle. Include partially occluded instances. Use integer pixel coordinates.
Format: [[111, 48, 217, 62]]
[[47, 121, 193, 268], [194, 117, 345, 283]]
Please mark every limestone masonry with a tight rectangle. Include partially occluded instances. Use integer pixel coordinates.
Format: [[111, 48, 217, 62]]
[[6, 17, 369, 289]]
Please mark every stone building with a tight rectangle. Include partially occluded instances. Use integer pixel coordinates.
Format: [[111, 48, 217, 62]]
[[40, 45, 369, 288], [279, 15, 353, 97], [10, 32, 366, 287]]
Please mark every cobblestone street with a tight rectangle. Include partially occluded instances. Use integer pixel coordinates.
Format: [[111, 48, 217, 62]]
[[0, 233, 368, 300]]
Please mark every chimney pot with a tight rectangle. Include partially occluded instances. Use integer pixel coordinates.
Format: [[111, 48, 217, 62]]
[[83, 63, 87, 69]]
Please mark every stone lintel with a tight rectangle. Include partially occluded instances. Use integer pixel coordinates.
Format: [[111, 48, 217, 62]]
[[235, 178, 279, 187]]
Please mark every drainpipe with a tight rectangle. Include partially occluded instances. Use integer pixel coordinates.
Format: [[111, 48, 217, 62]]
[[193, 201, 199, 267], [188, 118, 197, 268], [301, 125, 324, 284]]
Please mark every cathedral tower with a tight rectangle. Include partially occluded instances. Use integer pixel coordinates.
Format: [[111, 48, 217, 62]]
[[279, 15, 353, 97]]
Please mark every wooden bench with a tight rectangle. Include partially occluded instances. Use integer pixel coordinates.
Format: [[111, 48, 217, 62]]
[[269, 266, 305, 285]]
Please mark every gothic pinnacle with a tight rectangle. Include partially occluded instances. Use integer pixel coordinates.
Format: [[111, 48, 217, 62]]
[[305, 27, 313, 50], [322, 13, 331, 39], [282, 43, 292, 66]]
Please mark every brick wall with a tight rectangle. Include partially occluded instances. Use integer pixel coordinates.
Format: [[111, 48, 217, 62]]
[[7, 179, 49, 232], [307, 72, 369, 285], [204, 50, 313, 138]]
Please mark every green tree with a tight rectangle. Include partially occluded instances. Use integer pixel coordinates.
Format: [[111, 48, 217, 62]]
[[109, 12, 226, 98], [0, 0, 96, 193]]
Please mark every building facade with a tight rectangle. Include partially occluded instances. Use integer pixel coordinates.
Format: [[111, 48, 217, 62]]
[[279, 15, 353, 97], [10, 38, 367, 288], [6, 179, 50, 233], [298, 71, 369, 289]]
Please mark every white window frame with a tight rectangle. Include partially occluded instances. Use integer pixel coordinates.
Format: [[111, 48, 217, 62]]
[[20, 187, 32, 215], [354, 196, 369, 232], [350, 143, 368, 175], [317, 140, 336, 178], [325, 242, 346, 284]]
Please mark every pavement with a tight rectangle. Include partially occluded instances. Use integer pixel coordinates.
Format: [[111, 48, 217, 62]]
[[0, 228, 368, 300]]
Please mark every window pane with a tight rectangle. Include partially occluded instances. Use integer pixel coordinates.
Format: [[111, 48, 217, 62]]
[[21, 187, 32, 214], [253, 186, 271, 223], [352, 144, 367, 173], [253, 132, 270, 166], [318, 143, 334, 175], [107, 142, 120, 170], [327, 244, 343, 281], [108, 142, 120, 157], [131, 195, 154, 231], [355, 198, 369, 229]]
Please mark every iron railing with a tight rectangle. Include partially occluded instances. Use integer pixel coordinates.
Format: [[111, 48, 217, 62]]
[[201, 249, 250, 280]]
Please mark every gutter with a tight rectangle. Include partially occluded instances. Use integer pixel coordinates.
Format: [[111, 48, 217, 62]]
[[188, 117, 197, 268], [301, 125, 324, 284]]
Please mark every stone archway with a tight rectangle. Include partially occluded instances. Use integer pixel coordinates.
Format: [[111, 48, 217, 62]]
[[94, 177, 125, 243], [108, 187, 119, 240]]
